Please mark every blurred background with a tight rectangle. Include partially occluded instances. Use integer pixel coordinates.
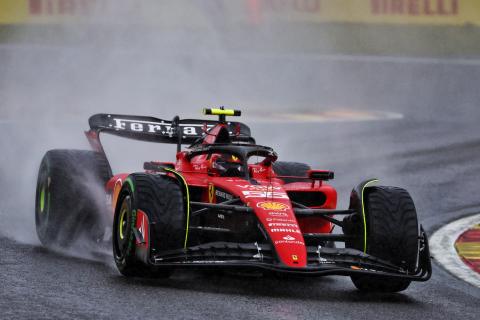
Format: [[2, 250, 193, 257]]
[[1, 0, 479, 245]]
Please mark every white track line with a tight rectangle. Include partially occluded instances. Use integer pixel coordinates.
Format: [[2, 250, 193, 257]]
[[430, 214, 480, 288]]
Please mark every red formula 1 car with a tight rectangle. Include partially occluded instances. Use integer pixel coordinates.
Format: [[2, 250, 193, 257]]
[[35, 108, 431, 292]]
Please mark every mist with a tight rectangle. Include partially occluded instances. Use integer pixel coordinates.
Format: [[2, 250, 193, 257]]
[[0, 0, 450, 250]]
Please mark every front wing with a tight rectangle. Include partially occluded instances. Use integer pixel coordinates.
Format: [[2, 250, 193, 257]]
[[148, 227, 432, 281]]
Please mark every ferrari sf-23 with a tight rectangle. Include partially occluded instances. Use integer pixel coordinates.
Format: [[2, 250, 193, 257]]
[[35, 108, 431, 292]]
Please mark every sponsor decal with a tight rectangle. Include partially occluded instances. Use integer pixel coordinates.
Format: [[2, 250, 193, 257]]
[[274, 240, 305, 245], [135, 211, 149, 247], [267, 212, 288, 217], [139, 215, 146, 241], [251, 167, 266, 174], [270, 228, 301, 234], [208, 183, 215, 203], [236, 184, 281, 191], [268, 212, 288, 218], [257, 201, 290, 211], [283, 235, 296, 241], [242, 190, 288, 199], [193, 164, 207, 170], [215, 189, 233, 201], [371, 0, 458, 16], [266, 217, 297, 223], [111, 118, 212, 136], [269, 223, 298, 228]]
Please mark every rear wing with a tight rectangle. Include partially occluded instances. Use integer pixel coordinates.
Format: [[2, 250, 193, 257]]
[[88, 113, 252, 145]]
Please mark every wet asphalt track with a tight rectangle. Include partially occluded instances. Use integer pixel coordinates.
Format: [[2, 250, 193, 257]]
[[1, 46, 480, 319]]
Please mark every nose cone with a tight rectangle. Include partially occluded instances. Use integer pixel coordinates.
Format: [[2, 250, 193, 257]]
[[222, 180, 308, 268], [253, 200, 307, 267]]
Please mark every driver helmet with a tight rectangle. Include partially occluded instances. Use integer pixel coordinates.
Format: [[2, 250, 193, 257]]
[[211, 154, 244, 177]]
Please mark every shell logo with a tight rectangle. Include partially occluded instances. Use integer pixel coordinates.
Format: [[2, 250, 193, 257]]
[[257, 201, 289, 211]]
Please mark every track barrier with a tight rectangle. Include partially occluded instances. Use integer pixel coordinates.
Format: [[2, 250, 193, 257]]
[[0, 0, 479, 26]]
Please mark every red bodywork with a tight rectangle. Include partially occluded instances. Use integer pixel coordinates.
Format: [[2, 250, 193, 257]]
[[96, 123, 337, 269]]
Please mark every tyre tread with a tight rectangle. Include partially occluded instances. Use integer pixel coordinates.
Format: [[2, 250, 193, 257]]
[[350, 186, 419, 292]]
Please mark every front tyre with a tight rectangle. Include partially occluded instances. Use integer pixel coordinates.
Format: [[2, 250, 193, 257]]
[[348, 186, 419, 292], [113, 173, 185, 278]]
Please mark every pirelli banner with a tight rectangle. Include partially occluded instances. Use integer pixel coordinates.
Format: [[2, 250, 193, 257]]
[[0, 0, 479, 27], [244, 0, 480, 26]]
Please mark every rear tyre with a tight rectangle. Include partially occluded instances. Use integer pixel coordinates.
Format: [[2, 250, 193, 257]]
[[113, 173, 185, 278], [35, 149, 111, 248], [273, 161, 311, 184], [348, 186, 419, 292]]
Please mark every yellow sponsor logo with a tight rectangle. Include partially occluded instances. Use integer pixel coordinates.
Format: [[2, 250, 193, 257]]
[[208, 183, 215, 203], [257, 201, 289, 211]]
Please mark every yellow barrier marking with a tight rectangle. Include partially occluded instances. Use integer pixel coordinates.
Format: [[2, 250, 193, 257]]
[[2, 1, 480, 26]]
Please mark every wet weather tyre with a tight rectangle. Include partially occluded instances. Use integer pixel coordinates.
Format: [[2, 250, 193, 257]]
[[273, 161, 311, 184], [112, 173, 185, 278], [349, 186, 419, 292], [35, 149, 112, 248]]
